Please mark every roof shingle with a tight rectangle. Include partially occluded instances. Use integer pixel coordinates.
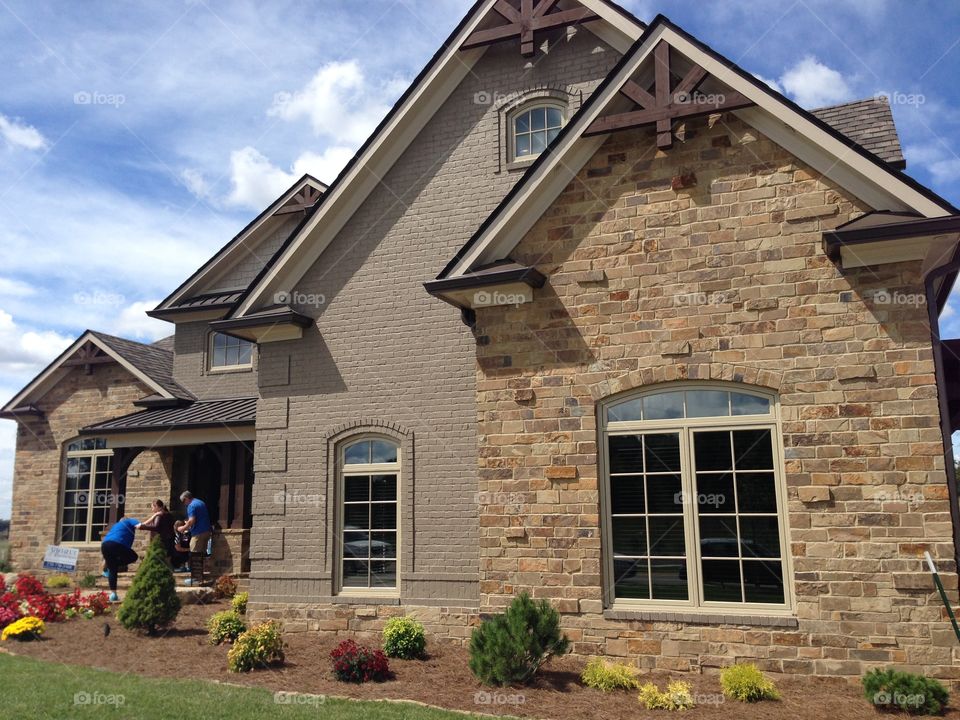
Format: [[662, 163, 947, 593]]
[[811, 97, 906, 169]]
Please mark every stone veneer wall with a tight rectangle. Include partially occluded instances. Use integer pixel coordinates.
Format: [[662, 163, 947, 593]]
[[8, 363, 172, 574], [469, 116, 959, 679]]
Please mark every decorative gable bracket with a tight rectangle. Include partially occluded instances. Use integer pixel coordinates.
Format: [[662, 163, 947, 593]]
[[461, 0, 599, 57], [585, 40, 753, 148], [275, 184, 323, 216]]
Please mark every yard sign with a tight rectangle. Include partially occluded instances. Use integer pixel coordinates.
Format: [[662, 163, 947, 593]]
[[42, 544, 79, 572]]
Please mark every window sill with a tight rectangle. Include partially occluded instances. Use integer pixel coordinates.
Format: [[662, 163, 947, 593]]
[[603, 607, 798, 628], [207, 365, 253, 375], [332, 594, 400, 606], [505, 157, 538, 173]]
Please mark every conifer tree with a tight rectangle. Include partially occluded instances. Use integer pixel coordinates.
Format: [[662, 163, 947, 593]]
[[117, 537, 181, 635]]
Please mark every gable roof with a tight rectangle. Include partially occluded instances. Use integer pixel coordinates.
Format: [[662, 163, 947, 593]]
[[151, 174, 326, 317], [436, 14, 957, 281], [811, 98, 905, 169], [1, 330, 193, 416], [225, 0, 646, 320]]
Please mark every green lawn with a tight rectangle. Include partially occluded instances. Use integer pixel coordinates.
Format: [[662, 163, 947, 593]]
[[0, 653, 477, 720]]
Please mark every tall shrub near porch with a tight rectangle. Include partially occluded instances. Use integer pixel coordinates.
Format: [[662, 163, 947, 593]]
[[117, 537, 180, 635]]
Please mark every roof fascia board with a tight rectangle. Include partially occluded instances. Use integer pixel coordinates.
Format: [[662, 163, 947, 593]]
[[1, 332, 173, 413], [233, 0, 645, 319], [90, 426, 256, 448], [445, 20, 955, 278], [156, 176, 323, 312]]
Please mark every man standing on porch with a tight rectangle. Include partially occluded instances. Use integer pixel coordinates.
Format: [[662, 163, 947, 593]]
[[179, 491, 212, 556]]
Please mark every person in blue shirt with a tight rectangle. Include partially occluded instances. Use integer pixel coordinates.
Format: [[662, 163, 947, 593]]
[[179, 491, 212, 586], [100, 516, 139, 602]]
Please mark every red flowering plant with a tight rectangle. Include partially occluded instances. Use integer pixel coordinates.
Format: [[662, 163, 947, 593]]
[[0, 574, 6, 594], [82, 592, 110, 616], [14, 574, 44, 598], [0, 605, 20, 630], [22, 592, 62, 622], [330, 639, 390, 683]]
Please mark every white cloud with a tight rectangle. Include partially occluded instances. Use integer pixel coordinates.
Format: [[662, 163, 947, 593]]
[[0, 309, 73, 374], [0, 113, 47, 150], [904, 143, 960, 185], [180, 168, 211, 200], [779, 56, 855, 108], [0, 421, 13, 519], [226, 145, 353, 209], [107, 300, 170, 341], [0, 277, 37, 298], [268, 60, 399, 145]]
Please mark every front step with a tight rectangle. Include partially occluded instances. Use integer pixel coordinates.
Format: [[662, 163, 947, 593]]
[[96, 572, 250, 592]]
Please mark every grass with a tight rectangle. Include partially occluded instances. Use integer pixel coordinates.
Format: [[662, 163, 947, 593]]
[[0, 653, 478, 720]]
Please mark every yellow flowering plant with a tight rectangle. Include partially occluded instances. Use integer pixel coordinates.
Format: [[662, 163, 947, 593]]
[[1, 616, 45, 641]]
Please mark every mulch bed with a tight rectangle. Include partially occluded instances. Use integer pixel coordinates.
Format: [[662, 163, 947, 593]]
[[5, 600, 952, 720]]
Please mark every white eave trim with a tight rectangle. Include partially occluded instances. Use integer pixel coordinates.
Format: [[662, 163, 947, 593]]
[[444, 22, 954, 279], [233, 0, 645, 318], [1, 332, 175, 413]]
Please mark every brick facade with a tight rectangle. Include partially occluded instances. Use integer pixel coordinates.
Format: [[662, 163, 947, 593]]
[[469, 116, 959, 679], [248, 30, 621, 616]]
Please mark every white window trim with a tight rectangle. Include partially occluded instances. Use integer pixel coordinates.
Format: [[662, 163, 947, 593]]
[[336, 435, 401, 598], [507, 101, 567, 167], [598, 383, 796, 617], [59, 440, 114, 547], [207, 331, 254, 373]]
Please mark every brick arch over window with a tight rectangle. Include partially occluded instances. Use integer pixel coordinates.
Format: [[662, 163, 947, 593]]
[[320, 420, 415, 578], [587, 364, 784, 403]]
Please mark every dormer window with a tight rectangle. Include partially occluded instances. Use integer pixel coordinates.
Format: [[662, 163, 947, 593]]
[[210, 332, 253, 370], [511, 103, 565, 161]]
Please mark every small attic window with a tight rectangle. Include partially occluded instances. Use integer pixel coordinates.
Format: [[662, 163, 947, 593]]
[[511, 103, 565, 161]]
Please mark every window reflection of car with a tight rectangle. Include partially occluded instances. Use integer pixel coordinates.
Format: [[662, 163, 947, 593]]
[[343, 526, 394, 567]]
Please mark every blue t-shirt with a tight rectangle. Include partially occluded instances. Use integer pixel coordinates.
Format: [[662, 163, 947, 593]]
[[102, 517, 139, 547], [187, 498, 212, 535]]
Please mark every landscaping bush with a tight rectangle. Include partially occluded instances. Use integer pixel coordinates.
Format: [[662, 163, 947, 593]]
[[45, 575, 72, 589], [0, 561, 11, 574], [77, 573, 99, 589], [0, 605, 20, 630], [207, 610, 246, 645], [862, 668, 949, 715], [330, 639, 390, 683], [1, 616, 44, 641], [14, 574, 44, 597], [638, 680, 696, 711], [581, 657, 640, 691], [117, 537, 180, 635], [720, 663, 780, 702], [382, 616, 426, 659], [227, 620, 285, 672], [213, 574, 238, 599], [468, 592, 569, 686], [231, 591, 248, 615]]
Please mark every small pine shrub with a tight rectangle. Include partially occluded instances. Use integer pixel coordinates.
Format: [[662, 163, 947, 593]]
[[45, 575, 72, 589], [330, 639, 390, 683], [213, 574, 238, 599], [117, 537, 181, 635], [469, 593, 569, 686], [638, 680, 696, 711], [581, 657, 640, 691], [77, 574, 99, 589], [207, 610, 246, 645], [862, 668, 949, 715], [0, 561, 11, 574], [228, 621, 285, 672], [1, 616, 44, 641], [720, 663, 780, 702], [231, 591, 248, 615], [382, 616, 426, 659]]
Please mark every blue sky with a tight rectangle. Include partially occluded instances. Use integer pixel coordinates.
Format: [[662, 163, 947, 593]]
[[0, 0, 959, 518]]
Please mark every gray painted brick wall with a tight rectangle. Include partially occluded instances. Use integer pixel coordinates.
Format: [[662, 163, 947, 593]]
[[250, 29, 622, 607]]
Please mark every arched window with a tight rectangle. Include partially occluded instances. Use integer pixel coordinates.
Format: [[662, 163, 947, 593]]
[[209, 332, 253, 370], [601, 385, 790, 612], [339, 437, 399, 593], [511, 103, 565, 161], [61, 438, 113, 543]]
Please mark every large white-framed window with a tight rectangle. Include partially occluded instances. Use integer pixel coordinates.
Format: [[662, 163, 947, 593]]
[[209, 332, 253, 371], [338, 436, 399, 594], [510, 102, 565, 162], [600, 384, 793, 614], [60, 438, 113, 544]]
